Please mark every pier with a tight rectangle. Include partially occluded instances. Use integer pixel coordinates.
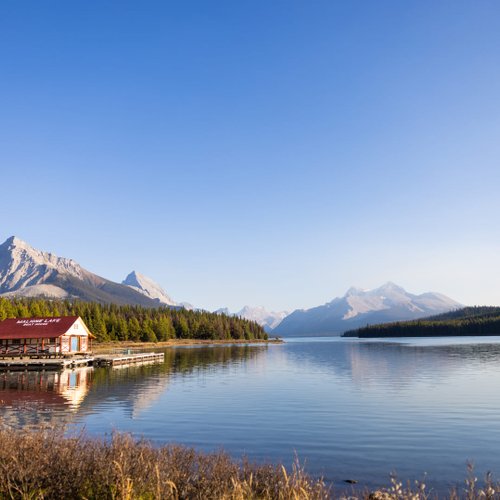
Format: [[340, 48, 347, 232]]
[[0, 357, 94, 371], [0, 352, 164, 371], [93, 352, 165, 367]]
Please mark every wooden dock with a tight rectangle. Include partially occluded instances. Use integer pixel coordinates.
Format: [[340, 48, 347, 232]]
[[93, 352, 165, 367], [0, 352, 164, 371], [0, 357, 94, 371]]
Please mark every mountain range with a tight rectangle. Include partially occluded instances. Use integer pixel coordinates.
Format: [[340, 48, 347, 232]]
[[0, 236, 173, 307], [0, 236, 462, 335], [215, 306, 289, 332], [273, 282, 462, 336], [0, 237, 286, 328]]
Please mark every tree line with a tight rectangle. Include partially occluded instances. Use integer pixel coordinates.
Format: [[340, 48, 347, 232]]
[[0, 297, 268, 342], [344, 306, 500, 338]]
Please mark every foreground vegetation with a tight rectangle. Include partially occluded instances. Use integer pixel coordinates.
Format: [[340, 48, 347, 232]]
[[0, 428, 328, 499], [0, 297, 267, 342], [344, 306, 500, 338], [0, 429, 499, 499]]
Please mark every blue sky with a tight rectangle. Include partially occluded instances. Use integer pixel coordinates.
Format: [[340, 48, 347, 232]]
[[1, 1, 499, 311]]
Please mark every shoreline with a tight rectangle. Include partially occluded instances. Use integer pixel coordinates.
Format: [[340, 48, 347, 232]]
[[0, 428, 493, 499], [0, 428, 328, 499], [92, 337, 283, 353]]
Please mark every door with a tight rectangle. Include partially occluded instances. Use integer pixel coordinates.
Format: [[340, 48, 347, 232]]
[[71, 336, 79, 352]]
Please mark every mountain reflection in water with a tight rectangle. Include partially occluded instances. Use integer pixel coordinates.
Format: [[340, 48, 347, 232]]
[[2, 338, 500, 493], [0, 344, 268, 426]]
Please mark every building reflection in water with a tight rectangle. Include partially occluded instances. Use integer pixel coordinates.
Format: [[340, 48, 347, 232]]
[[0, 344, 269, 428], [0, 367, 93, 409], [0, 367, 93, 428]]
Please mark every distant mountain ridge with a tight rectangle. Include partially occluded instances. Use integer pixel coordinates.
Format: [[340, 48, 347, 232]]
[[273, 282, 462, 337], [0, 237, 462, 334], [0, 236, 176, 307], [216, 305, 289, 331]]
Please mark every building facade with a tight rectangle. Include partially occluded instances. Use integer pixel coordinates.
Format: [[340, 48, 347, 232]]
[[0, 316, 95, 357]]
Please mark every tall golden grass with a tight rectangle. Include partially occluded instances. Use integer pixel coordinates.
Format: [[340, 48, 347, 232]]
[[0, 428, 498, 499], [0, 427, 328, 499]]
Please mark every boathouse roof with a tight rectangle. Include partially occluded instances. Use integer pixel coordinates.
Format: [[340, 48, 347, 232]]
[[0, 316, 95, 339]]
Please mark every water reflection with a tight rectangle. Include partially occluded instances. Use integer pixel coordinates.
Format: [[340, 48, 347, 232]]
[[2, 339, 500, 493], [0, 367, 93, 427], [284, 338, 500, 387], [0, 344, 269, 425], [81, 344, 268, 418], [349, 341, 500, 387]]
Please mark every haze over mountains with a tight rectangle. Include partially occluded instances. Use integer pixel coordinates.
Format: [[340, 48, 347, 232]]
[[216, 306, 289, 332], [0, 236, 462, 335], [273, 282, 462, 336]]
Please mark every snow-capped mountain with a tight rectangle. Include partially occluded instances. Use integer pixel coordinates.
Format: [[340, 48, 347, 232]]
[[0, 237, 463, 333], [215, 307, 231, 316], [215, 305, 289, 331], [273, 282, 462, 337], [122, 271, 177, 306], [236, 306, 289, 330], [340, 282, 459, 319], [0, 236, 170, 307], [178, 302, 195, 311], [0, 236, 90, 295]]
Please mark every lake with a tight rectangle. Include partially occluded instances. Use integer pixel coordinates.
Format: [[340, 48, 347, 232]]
[[2, 336, 500, 493]]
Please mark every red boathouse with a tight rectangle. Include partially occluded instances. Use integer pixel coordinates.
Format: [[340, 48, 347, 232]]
[[0, 316, 95, 357]]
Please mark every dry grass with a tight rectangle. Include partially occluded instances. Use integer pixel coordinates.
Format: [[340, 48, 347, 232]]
[[0, 429, 499, 499], [0, 428, 328, 499], [355, 465, 500, 500]]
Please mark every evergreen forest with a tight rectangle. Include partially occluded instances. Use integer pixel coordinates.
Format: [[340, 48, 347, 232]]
[[0, 297, 268, 342], [344, 306, 500, 338]]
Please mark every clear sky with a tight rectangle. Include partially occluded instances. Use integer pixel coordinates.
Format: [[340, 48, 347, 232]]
[[1, 1, 499, 312]]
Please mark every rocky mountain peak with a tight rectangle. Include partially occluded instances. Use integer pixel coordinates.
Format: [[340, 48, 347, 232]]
[[0, 236, 180, 307], [274, 282, 462, 337], [122, 271, 177, 306], [345, 286, 365, 297], [235, 305, 289, 331], [376, 281, 406, 294], [0, 236, 86, 293], [2, 235, 24, 248]]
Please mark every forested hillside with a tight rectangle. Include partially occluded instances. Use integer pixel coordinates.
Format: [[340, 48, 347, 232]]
[[0, 298, 267, 342], [344, 306, 500, 338]]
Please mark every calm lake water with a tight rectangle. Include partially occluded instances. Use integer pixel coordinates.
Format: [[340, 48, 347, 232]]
[[2, 336, 500, 493]]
